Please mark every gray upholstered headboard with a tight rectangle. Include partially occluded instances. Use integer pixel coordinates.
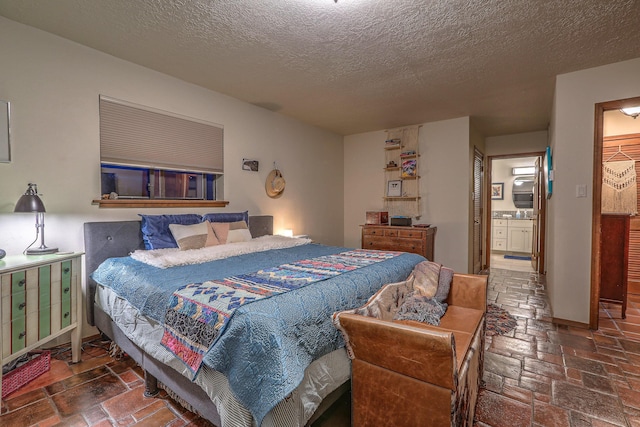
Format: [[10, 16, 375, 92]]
[[83, 215, 274, 325]]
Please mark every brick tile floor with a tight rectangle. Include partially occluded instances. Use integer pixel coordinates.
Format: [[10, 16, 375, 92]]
[[0, 338, 213, 427], [1, 266, 639, 426], [476, 267, 640, 427]]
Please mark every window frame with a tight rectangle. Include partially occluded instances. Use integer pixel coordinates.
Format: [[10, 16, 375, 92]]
[[96, 96, 227, 208]]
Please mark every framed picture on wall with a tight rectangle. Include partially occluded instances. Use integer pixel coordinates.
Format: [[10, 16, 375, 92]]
[[491, 182, 504, 200], [387, 180, 402, 197], [401, 159, 416, 177]]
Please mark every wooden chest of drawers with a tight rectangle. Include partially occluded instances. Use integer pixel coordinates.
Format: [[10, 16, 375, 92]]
[[0, 253, 82, 397], [361, 225, 436, 261]]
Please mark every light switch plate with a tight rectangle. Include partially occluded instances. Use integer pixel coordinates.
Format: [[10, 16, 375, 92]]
[[576, 184, 587, 198]]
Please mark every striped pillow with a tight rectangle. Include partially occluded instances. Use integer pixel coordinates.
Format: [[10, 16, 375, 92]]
[[211, 220, 252, 244], [169, 221, 219, 250]]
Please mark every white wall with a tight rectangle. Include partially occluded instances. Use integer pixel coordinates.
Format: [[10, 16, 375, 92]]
[[548, 57, 640, 324], [484, 131, 548, 157], [425, 117, 472, 273], [604, 109, 640, 136], [0, 17, 344, 337], [343, 129, 386, 249], [344, 117, 472, 273]]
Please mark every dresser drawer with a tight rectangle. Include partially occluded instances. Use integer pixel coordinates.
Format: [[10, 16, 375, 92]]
[[493, 226, 507, 239], [4, 318, 26, 356], [492, 238, 507, 250], [387, 239, 425, 255], [362, 227, 401, 238], [363, 236, 425, 256], [493, 219, 508, 227], [398, 229, 425, 239], [1, 272, 27, 298], [363, 228, 385, 237]]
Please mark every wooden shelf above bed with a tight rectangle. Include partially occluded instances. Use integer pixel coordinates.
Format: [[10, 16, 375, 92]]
[[92, 199, 230, 208]]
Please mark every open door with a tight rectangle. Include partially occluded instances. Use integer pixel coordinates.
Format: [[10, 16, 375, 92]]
[[531, 155, 547, 274], [531, 157, 541, 271]]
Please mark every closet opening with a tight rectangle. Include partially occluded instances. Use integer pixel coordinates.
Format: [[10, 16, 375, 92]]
[[591, 97, 640, 330]]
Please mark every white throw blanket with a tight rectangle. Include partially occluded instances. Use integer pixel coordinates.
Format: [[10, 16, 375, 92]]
[[130, 235, 312, 268]]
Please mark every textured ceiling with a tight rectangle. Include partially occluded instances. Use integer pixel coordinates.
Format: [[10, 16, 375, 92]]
[[1, 0, 640, 136]]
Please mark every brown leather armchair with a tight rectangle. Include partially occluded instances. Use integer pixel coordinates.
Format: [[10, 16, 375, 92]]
[[333, 273, 487, 427]]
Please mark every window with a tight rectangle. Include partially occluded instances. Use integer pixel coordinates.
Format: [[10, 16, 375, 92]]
[[100, 164, 217, 200], [99, 96, 223, 201]]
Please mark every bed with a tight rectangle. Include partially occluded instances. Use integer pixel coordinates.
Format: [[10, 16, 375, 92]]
[[84, 214, 425, 427]]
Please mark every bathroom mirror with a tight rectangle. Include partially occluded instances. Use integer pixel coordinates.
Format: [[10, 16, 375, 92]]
[[0, 100, 10, 162]]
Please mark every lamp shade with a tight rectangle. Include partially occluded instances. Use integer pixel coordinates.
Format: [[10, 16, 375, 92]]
[[14, 183, 46, 213]]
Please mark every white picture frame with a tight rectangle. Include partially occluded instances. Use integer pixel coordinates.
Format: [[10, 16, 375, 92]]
[[387, 180, 402, 197]]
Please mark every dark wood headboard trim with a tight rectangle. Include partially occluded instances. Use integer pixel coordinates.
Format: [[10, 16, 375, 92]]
[[83, 215, 273, 326]]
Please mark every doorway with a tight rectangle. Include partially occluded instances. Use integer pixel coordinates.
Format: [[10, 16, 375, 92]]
[[590, 96, 640, 330], [485, 152, 546, 273]]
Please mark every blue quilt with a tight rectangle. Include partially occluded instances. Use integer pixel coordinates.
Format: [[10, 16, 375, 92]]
[[161, 249, 403, 376], [91, 244, 425, 425]]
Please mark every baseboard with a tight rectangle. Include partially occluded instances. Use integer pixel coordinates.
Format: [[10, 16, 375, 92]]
[[551, 317, 590, 329]]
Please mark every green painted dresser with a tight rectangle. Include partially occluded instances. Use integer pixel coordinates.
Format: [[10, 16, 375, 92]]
[[0, 253, 82, 397]]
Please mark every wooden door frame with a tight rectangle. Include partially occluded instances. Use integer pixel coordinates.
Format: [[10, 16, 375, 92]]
[[484, 151, 546, 272], [589, 96, 640, 330]]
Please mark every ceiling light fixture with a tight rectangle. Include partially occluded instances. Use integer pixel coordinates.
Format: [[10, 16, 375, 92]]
[[620, 106, 640, 119], [512, 167, 535, 176]]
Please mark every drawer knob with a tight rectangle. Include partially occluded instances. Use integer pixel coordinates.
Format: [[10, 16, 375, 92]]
[[18, 302, 26, 310], [18, 331, 26, 339], [63, 268, 70, 274], [63, 312, 70, 319], [18, 279, 26, 287], [63, 287, 70, 294]]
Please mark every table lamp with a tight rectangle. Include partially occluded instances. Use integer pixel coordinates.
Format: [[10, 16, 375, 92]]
[[14, 183, 58, 255]]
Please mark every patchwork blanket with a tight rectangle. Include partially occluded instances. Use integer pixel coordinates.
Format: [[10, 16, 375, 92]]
[[161, 250, 401, 375], [91, 244, 425, 425]]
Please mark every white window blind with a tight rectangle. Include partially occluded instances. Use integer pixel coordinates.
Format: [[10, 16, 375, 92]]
[[99, 95, 223, 174]]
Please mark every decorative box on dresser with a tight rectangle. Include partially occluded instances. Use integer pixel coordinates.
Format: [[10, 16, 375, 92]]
[[361, 225, 437, 261], [0, 253, 83, 397]]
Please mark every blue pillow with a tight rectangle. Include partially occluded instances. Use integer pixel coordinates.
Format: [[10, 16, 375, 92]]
[[202, 211, 249, 225], [139, 214, 202, 249]]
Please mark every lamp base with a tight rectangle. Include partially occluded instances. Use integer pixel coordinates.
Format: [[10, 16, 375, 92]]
[[26, 247, 58, 255]]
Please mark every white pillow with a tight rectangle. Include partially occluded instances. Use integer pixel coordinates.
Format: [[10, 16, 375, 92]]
[[226, 228, 253, 244]]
